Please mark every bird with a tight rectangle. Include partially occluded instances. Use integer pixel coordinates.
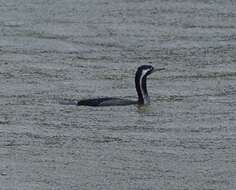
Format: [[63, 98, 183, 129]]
[[77, 65, 164, 106]]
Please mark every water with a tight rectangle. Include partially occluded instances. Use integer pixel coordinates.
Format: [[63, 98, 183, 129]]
[[0, 0, 236, 189]]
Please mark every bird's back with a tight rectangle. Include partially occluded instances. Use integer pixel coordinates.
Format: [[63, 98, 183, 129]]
[[77, 97, 137, 106]]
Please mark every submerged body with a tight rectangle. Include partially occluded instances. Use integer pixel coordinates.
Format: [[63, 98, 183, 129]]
[[77, 65, 164, 106], [77, 97, 137, 106]]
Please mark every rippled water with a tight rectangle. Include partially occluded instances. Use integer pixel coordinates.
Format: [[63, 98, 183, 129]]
[[0, 0, 236, 189]]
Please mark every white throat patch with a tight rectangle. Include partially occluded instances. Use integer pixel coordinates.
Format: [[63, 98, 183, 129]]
[[139, 69, 151, 104]]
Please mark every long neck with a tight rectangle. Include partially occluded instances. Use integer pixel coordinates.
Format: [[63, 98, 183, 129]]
[[135, 73, 150, 105]]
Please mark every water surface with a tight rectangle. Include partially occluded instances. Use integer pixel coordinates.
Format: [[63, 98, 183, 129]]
[[0, 0, 236, 189]]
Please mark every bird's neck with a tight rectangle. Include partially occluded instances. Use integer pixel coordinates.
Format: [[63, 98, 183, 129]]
[[135, 74, 150, 105]]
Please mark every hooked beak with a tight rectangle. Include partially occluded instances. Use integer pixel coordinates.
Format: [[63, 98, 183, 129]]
[[152, 68, 165, 73]]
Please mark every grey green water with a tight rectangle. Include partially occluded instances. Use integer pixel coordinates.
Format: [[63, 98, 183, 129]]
[[0, 0, 236, 189]]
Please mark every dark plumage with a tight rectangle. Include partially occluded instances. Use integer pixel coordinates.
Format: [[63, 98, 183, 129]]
[[77, 65, 164, 106]]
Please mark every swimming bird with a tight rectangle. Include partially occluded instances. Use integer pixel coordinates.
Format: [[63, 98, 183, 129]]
[[77, 65, 164, 106]]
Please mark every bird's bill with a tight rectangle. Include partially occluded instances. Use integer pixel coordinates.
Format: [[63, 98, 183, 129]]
[[152, 68, 165, 73]]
